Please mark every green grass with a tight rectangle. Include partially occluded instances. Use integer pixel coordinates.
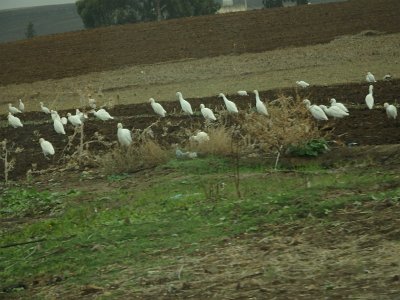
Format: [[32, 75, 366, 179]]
[[1, 157, 399, 297]]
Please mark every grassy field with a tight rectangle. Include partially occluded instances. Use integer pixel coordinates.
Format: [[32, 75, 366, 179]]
[[1, 155, 400, 299]]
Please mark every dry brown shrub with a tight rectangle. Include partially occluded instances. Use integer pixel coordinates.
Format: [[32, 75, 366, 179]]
[[101, 138, 170, 174], [188, 126, 234, 156], [239, 94, 325, 155]]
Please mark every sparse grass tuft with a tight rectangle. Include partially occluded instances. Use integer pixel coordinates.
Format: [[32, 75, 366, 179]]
[[189, 126, 233, 156], [240, 94, 324, 155], [0, 188, 71, 218], [1, 162, 399, 298], [101, 139, 170, 174]]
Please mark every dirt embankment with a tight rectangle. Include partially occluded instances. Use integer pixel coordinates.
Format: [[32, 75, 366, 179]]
[[0, 79, 399, 181], [0, 0, 399, 85]]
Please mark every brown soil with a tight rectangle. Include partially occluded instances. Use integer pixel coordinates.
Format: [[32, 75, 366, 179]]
[[0, 0, 399, 85], [1, 79, 399, 181]]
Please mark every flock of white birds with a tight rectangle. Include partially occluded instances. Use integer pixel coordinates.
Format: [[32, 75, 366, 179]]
[[3, 71, 397, 159], [302, 72, 396, 121]]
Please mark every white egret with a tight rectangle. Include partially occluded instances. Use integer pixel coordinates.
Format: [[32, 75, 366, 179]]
[[366, 72, 376, 83], [219, 93, 238, 114], [53, 118, 66, 135], [149, 98, 166, 117], [76, 109, 88, 122], [67, 113, 82, 126], [200, 104, 216, 121], [365, 85, 374, 109], [61, 117, 68, 125], [176, 92, 193, 115], [51, 110, 61, 121], [296, 81, 310, 88], [303, 99, 328, 121], [254, 90, 268, 116], [8, 103, 22, 114], [384, 103, 397, 119], [117, 123, 133, 146], [237, 91, 248, 96], [40, 102, 51, 114], [319, 105, 349, 118], [19, 99, 25, 112], [92, 108, 114, 121], [190, 131, 210, 144], [330, 98, 349, 113], [39, 138, 55, 158], [8, 113, 23, 128]]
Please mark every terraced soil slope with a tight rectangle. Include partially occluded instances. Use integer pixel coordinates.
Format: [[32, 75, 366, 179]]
[[0, 0, 399, 85]]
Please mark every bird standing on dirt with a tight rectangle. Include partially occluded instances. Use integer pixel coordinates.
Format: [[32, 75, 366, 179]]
[[190, 131, 210, 144], [18, 99, 25, 112], [149, 98, 166, 117], [330, 98, 349, 113], [92, 108, 114, 121], [384, 103, 397, 119], [39, 138, 55, 158], [365, 85, 374, 109], [254, 90, 268, 116], [117, 123, 133, 147], [319, 105, 349, 119], [366, 72, 376, 83], [176, 92, 193, 115], [200, 104, 216, 121], [303, 99, 328, 121], [296, 81, 310, 88], [76, 109, 88, 123], [219, 93, 238, 114], [237, 90, 248, 96], [67, 112, 82, 126], [40, 102, 51, 114], [7, 112, 23, 128], [51, 110, 61, 121], [8, 103, 22, 114], [53, 118, 66, 135]]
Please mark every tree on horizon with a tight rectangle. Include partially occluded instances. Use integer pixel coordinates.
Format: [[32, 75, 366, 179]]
[[75, 0, 221, 29], [25, 21, 36, 39]]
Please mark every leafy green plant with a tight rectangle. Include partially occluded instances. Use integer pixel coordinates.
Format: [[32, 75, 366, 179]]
[[0, 189, 66, 218], [288, 139, 329, 157]]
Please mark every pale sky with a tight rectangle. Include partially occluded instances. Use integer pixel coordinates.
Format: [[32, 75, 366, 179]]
[[0, 0, 76, 10]]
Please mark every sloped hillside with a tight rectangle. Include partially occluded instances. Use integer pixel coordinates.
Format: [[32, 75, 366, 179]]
[[0, 0, 399, 86], [0, 4, 83, 44]]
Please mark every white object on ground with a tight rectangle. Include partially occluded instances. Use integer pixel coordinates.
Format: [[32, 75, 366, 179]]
[[219, 93, 238, 113], [149, 98, 166, 117], [39, 138, 55, 157], [365, 84, 374, 109], [8, 112, 23, 128], [296, 81, 310, 88], [117, 123, 133, 146], [176, 92, 193, 115], [200, 104, 216, 121], [254, 90, 268, 116], [384, 103, 397, 119], [303, 99, 328, 121]]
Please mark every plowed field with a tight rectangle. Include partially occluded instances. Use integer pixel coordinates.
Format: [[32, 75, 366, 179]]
[[0, 0, 400, 85], [1, 79, 399, 180], [1, 0, 400, 180]]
